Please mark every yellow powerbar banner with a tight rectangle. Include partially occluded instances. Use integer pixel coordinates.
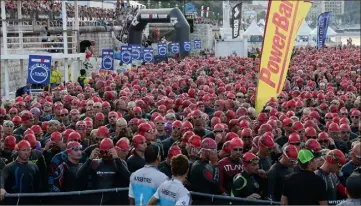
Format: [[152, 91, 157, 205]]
[[255, 0, 312, 114]]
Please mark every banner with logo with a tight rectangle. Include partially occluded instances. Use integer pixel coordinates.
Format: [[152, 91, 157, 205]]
[[255, 0, 312, 114], [27, 55, 52, 85], [157, 43, 168, 56], [120, 46, 132, 64], [317, 12, 331, 49], [183, 41, 192, 52], [131, 44, 142, 61], [101, 49, 114, 71], [194, 40, 201, 49], [143, 48, 153, 63], [170, 42, 180, 54], [184, 2, 197, 14], [231, 3, 243, 39]]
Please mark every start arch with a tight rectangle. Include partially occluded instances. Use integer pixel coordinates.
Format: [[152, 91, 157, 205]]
[[128, 8, 190, 57]]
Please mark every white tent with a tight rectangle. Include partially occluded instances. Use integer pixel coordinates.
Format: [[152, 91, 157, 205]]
[[243, 20, 264, 36], [310, 27, 338, 37], [258, 19, 265, 26], [297, 21, 312, 36]]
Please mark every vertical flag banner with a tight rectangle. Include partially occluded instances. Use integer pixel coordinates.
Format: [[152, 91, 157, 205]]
[[27, 55, 52, 85], [143, 48, 153, 63], [232, 2, 243, 39], [255, 0, 312, 114], [101, 49, 114, 71], [194, 40, 201, 49], [206, 7, 209, 17], [200, 6, 204, 17], [170, 42, 180, 54], [131, 44, 142, 60], [158, 43, 168, 56], [120, 45, 132, 64], [183, 41, 192, 52], [317, 12, 331, 49]]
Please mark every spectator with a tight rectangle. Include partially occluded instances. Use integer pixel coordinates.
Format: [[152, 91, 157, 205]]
[[341, 142, 361, 183], [40, 23, 48, 47], [337, 172, 361, 206], [281, 149, 328, 205], [147, 154, 191, 206], [129, 144, 168, 205], [15, 84, 31, 97], [77, 69, 88, 88], [50, 61, 62, 88]]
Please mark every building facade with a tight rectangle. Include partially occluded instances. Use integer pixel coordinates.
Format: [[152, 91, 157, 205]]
[[309, 1, 344, 23]]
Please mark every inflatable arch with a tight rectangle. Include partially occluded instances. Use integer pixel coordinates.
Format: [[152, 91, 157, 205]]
[[128, 8, 190, 57]]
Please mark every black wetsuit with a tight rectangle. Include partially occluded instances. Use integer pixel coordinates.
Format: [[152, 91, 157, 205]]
[[334, 140, 350, 155], [127, 152, 145, 173], [79, 139, 91, 151], [267, 161, 294, 201], [106, 124, 116, 138], [157, 133, 169, 141], [52, 160, 82, 192], [340, 161, 359, 185], [1, 161, 42, 204], [193, 128, 213, 139], [189, 159, 219, 204], [315, 169, 341, 201], [231, 171, 264, 198], [218, 157, 243, 195], [13, 126, 27, 142], [67, 124, 76, 130], [275, 135, 288, 148], [77, 158, 130, 205], [83, 144, 98, 158], [0, 158, 6, 171], [42, 149, 62, 169], [158, 160, 172, 178], [258, 155, 273, 172], [0, 151, 13, 165], [162, 137, 177, 156], [11, 150, 48, 192]]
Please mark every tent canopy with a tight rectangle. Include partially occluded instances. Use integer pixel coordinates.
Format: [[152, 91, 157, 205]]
[[310, 27, 338, 37], [297, 21, 312, 36], [243, 20, 264, 36], [258, 19, 265, 26]]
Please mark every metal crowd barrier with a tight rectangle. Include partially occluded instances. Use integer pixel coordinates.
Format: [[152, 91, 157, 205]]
[[4, 188, 280, 205]]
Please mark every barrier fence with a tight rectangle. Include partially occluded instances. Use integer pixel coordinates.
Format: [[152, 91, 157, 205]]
[[4, 188, 280, 205]]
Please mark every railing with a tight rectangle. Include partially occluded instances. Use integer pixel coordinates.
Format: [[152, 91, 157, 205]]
[[30, 89, 45, 96], [37, 19, 113, 27], [4, 188, 280, 205], [4, 19, 115, 32], [6, 35, 77, 53]]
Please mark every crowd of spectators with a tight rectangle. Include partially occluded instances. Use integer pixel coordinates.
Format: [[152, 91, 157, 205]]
[[4, 0, 221, 26], [3, 0, 138, 21], [195, 17, 221, 26]]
